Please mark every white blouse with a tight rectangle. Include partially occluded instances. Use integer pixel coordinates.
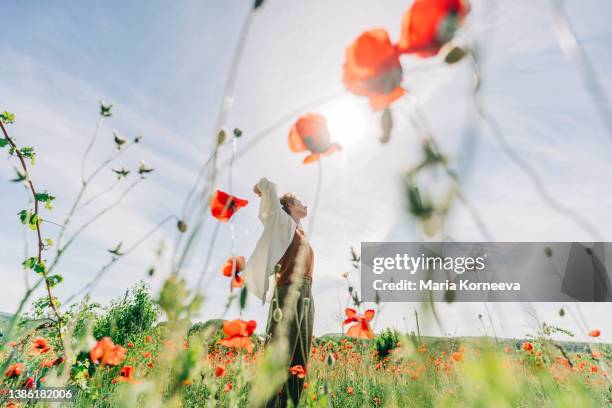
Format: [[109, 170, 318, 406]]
[[243, 177, 297, 304]]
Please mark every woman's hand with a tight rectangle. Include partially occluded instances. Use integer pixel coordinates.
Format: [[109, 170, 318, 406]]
[[253, 183, 261, 197]]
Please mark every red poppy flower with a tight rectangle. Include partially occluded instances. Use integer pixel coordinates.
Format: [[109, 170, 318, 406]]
[[115, 365, 137, 383], [31, 338, 52, 355], [215, 366, 225, 377], [217, 319, 257, 353], [210, 190, 249, 222], [289, 114, 342, 164], [521, 342, 533, 351], [40, 359, 54, 368], [342, 29, 405, 111], [451, 351, 463, 362], [23, 376, 35, 389], [588, 329, 601, 337], [398, 0, 471, 58], [222, 256, 246, 277], [224, 382, 233, 392], [222, 256, 246, 291], [90, 337, 126, 366], [231, 274, 244, 290], [5, 363, 24, 378], [289, 364, 307, 379], [342, 308, 375, 339], [52, 356, 65, 366]]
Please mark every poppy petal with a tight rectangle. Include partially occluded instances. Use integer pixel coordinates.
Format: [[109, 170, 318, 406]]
[[303, 153, 321, 164], [368, 87, 405, 111], [289, 125, 308, 152]]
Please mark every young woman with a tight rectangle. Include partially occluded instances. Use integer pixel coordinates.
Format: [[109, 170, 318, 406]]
[[243, 177, 315, 407]]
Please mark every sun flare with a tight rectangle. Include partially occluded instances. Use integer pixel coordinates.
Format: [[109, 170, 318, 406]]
[[320, 98, 371, 151]]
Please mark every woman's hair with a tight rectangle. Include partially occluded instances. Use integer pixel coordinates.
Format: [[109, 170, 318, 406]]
[[280, 192, 297, 215]]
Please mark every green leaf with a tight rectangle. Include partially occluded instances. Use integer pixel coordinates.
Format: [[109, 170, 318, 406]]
[[47, 274, 64, 288], [112, 167, 130, 179], [36, 191, 56, 210], [0, 111, 15, 124], [18, 209, 29, 224], [45, 238, 54, 247], [406, 183, 433, 219], [100, 101, 113, 117], [28, 213, 40, 231], [108, 242, 124, 256], [33, 260, 47, 275], [11, 167, 26, 182], [35, 192, 52, 202], [22, 257, 37, 270], [17, 209, 40, 230], [23, 257, 47, 275], [240, 286, 248, 310], [0, 138, 8, 148], [113, 130, 126, 149], [20, 146, 36, 165], [138, 160, 154, 175]]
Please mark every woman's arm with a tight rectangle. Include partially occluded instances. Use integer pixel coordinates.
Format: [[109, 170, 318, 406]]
[[255, 177, 282, 222]]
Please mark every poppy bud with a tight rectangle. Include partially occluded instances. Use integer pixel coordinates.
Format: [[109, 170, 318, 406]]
[[177, 220, 188, 233], [559, 308, 565, 317], [326, 352, 335, 366], [217, 129, 227, 146], [233, 128, 242, 137], [273, 307, 283, 322], [442, 44, 468, 64], [544, 247, 552, 257], [380, 108, 393, 144], [348, 286, 353, 293]]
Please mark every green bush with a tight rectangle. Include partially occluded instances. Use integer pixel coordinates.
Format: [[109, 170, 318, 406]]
[[373, 328, 400, 361], [93, 281, 160, 345]]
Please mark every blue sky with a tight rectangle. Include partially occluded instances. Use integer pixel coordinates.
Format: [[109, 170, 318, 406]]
[[1, 0, 612, 341]]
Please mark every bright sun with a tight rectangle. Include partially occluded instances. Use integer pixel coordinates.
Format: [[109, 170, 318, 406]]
[[320, 98, 371, 151]]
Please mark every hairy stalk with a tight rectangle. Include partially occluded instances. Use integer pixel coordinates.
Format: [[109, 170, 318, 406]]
[[56, 142, 136, 255], [402, 97, 495, 241], [39, 177, 144, 282], [307, 159, 323, 237], [63, 215, 176, 304], [469, 46, 604, 241], [550, 0, 612, 142], [0, 120, 66, 353]]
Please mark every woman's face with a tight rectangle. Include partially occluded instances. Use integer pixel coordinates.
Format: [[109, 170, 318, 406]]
[[289, 198, 308, 219]]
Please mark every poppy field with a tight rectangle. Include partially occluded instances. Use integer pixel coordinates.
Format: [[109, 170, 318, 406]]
[[2, 0, 612, 407], [0, 280, 610, 407]]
